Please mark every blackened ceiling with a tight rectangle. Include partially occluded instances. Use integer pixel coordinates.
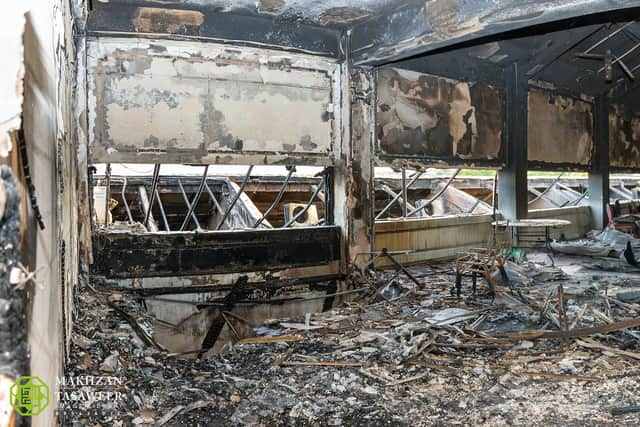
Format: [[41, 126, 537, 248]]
[[390, 15, 640, 112], [94, 0, 415, 28], [88, 1, 640, 60]]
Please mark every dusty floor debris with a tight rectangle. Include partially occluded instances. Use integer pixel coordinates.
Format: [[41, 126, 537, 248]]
[[61, 248, 640, 426]]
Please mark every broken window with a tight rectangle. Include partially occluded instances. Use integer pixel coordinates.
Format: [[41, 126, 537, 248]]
[[527, 171, 589, 211], [374, 167, 494, 221], [90, 164, 332, 232]]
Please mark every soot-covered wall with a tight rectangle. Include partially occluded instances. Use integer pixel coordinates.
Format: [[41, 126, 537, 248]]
[[527, 88, 593, 168], [376, 67, 502, 168], [609, 105, 640, 170], [87, 37, 341, 166]]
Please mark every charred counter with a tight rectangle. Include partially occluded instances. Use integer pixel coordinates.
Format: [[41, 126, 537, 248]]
[[92, 226, 341, 279]]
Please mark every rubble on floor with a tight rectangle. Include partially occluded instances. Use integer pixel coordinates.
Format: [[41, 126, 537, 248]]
[[62, 250, 640, 426]]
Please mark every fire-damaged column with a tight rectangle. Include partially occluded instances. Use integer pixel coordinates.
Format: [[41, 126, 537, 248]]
[[333, 59, 374, 271], [498, 64, 528, 220], [588, 97, 610, 230], [348, 69, 375, 268]]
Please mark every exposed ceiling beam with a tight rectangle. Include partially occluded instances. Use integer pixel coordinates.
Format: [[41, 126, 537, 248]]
[[350, 0, 640, 67]]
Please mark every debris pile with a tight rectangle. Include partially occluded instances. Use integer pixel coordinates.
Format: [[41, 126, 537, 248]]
[[62, 250, 640, 426]]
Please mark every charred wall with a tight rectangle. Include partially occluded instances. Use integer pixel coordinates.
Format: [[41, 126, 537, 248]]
[[609, 105, 640, 170], [87, 37, 340, 166], [376, 67, 503, 168], [527, 88, 593, 169]]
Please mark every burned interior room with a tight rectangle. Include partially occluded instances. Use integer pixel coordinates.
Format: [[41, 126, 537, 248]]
[[2, 1, 640, 426]]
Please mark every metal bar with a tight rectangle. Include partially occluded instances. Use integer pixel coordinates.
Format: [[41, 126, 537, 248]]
[[104, 163, 112, 226], [177, 179, 201, 230], [375, 170, 424, 220], [253, 166, 296, 228], [121, 177, 134, 225], [180, 165, 210, 231], [377, 183, 416, 212], [401, 167, 408, 218], [466, 198, 482, 214], [531, 25, 605, 77], [556, 183, 582, 197], [381, 248, 422, 288], [138, 186, 159, 232], [283, 179, 326, 228], [615, 181, 633, 197], [617, 57, 636, 80], [599, 41, 640, 72], [584, 21, 635, 54], [155, 189, 170, 231], [203, 181, 223, 214], [610, 185, 633, 200], [407, 169, 461, 217], [144, 164, 161, 228], [570, 191, 589, 207], [528, 187, 562, 208], [528, 172, 564, 205], [216, 165, 254, 230]]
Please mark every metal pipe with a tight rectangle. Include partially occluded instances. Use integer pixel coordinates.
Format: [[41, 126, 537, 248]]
[[283, 179, 326, 228], [528, 172, 564, 205], [253, 166, 296, 228], [180, 165, 209, 231], [144, 164, 161, 228], [407, 169, 461, 217], [466, 198, 482, 214], [401, 167, 408, 218], [155, 189, 170, 231], [121, 177, 134, 225], [177, 179, 201, 230], [375, 170, 424, 220], [216, 165, 254, 230], [104, 163, 111, 227]]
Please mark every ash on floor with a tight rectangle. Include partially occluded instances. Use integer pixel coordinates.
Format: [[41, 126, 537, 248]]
[[61, 251, 640, 426]]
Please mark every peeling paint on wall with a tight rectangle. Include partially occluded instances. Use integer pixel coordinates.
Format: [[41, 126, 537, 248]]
[[609, 105, 640, 169], [527, 88, 593, 167], [376, 67, 502, 165], [87, 38, 339, 165]]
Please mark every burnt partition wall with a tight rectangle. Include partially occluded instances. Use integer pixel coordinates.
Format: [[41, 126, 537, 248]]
[[86, 36, 346, 281]]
